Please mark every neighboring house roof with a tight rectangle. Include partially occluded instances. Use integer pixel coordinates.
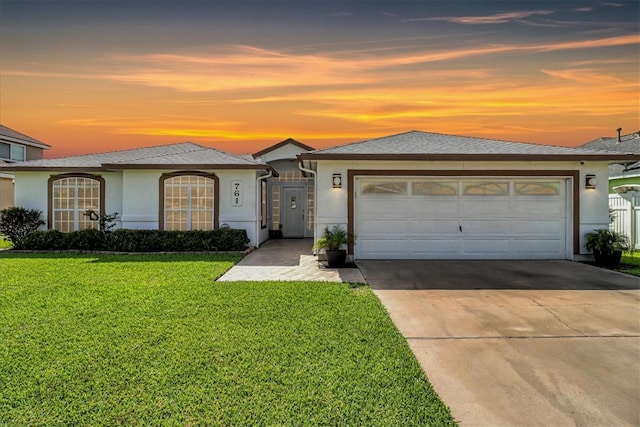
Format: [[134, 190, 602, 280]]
[[608, 162, 640, 178], [252, 138, 314, 158], [0, 124, 51, 149], [578, 130, 640, 177], [0, 142, 271, 172], [578, 131, 640, 154], [300, 130, 639, 161]]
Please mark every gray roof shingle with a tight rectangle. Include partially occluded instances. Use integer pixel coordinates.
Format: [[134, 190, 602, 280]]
[[0, 124, 51, 149], [301, 130, 640, 161], [0, 142, 268, 171], [578, 131, 640, 154], [579, 131, 640, 177]]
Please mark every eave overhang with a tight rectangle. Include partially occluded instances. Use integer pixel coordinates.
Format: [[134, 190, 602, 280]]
[[298, 153, 640, 162], [0, 164, 272, 172]]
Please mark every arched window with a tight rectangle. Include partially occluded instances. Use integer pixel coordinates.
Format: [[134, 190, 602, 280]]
[[160, 173, 218, 231], [48, 174, 104, 231]]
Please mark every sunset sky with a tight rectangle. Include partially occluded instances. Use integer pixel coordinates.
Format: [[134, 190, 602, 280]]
[[1, 0, 638, 158]]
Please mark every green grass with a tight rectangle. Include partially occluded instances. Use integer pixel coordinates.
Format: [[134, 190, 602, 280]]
[[0, 253, 455, 426], [619, 251, 640, 276]]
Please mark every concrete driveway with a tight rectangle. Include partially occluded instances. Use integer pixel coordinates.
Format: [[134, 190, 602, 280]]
[[358, 260, 640, 426]]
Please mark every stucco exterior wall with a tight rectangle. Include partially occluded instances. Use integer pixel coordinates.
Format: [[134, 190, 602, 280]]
[[216, 170, 259, 246], [13, 172, 50, 227], [13, 171, 123, 229], [119, 169, 261, 245], [312, 159, 612, 257], [257, 144, 309, 163], [13, 169, 261, 246]]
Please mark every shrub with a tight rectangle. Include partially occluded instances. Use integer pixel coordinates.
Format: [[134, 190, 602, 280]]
[[65, 228, 108, 250], [108, 229, 249, 252], [0, 207, 45, 249], [22, 230, 66, 250], [19, 228, 249, 252]]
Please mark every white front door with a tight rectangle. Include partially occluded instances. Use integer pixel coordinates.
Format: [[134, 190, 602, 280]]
[[355, 177, 570, 259], [281, 186, 305, 238]]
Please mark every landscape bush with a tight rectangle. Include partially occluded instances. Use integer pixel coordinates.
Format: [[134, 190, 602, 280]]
[[22, 230, 66, 250], [0, 207, 45, 249], [20, 228, 249, 252]]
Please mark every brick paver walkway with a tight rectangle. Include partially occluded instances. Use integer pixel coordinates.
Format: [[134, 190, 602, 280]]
[[217, 239, 366, 283]]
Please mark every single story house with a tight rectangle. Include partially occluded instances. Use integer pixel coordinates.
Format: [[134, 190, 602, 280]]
[[299, 131, 639, 260], [0, 125, 51, 209], [2, 130, 638, 259], [1, 142, 275, 247]]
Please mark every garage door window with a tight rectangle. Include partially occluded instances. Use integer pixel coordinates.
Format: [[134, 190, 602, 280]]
[[463, 181, 509, 196], [412, 181, 458, 196], [361, 180, 407, 195], [514, 182, 560, 196]]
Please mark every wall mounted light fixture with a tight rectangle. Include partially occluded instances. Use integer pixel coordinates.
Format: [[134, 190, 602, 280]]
[[332, 173, 342, 188], [585, 174, 596, 190]]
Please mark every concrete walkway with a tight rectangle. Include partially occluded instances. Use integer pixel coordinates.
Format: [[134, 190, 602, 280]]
[[217, 238, 366, 283]]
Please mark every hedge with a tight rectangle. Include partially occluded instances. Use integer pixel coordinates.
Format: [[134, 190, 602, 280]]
[[21, 228, 249, 252]]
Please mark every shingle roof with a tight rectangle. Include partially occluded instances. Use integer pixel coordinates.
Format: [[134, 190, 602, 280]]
[[578, 131, 640, 154], [0, 142, 269, 171], [300, 130, 639, 161], [0, 124, 51, 149]]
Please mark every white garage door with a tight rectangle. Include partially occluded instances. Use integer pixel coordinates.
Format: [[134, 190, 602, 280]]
[[355, 177, 569, 260]]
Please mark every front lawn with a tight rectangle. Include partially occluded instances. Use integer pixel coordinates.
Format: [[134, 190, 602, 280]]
[[619, 251, 640, 277], [0, 253, 455, 426]]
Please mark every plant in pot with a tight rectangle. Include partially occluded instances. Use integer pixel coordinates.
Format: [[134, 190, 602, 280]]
[[585, 228, 630, 268], [313, 225, 353, 267]]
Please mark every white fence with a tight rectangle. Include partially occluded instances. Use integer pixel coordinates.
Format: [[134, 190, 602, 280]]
[[609, 193, 640, 250]]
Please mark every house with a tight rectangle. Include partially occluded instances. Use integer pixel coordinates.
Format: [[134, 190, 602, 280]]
[[578, 128, 640, 193], [0, 125, 51, 209], [0, 142, 274, 247], [298, 130, 639, 260], [3, 130, 638, 259]]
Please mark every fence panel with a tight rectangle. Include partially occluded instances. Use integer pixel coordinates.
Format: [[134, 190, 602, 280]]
[[609, 194, 639, 250]]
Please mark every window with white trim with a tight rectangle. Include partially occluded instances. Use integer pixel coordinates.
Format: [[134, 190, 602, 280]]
[[164, 175, 215, 230], [52, 177, 101, 232]]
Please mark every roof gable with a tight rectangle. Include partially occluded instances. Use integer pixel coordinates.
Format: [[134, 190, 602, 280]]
[[253, 138, 314, 159]]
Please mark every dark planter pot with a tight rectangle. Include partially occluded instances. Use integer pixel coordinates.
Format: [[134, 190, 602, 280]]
[[593, 249, 623, 268], [269, 230, 283, 239], [325, 249, 347, 268]]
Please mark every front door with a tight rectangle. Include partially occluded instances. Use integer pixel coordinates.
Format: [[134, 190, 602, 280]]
[[281, 187, 305, 238]]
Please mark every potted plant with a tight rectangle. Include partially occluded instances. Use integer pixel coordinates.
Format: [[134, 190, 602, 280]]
[[585, 228, 630, 268], [313, 225, 353, 267], [269, 224, 283, 239]]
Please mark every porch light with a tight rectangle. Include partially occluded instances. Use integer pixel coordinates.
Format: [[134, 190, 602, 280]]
[[332, 173, 342, 188], [585, 174, 596, 190]]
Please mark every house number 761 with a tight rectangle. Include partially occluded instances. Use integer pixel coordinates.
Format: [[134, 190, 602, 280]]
[[231, 181, 242, 206]]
